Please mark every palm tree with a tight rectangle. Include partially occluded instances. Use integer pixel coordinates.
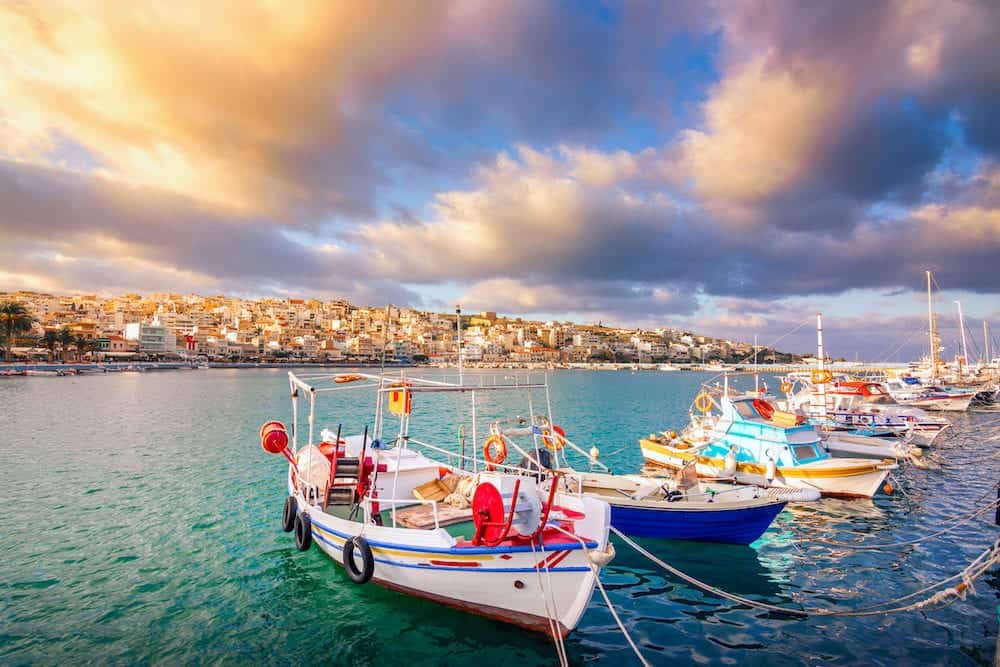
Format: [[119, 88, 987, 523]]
[[1, 301, 34, 361], [57, 327, 75, 362], [74, 335, 92, 361], [41, 330, 60, 362]]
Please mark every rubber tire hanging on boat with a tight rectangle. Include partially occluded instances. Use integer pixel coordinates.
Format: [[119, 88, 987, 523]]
[[342, 536, 374, 584], [293, 512, 312, 551], [282, 496, 297, 532]]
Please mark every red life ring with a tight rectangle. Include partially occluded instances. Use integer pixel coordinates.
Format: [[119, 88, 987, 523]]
[[752, 398, 775, 420], [541, 425, 567, 451], [483, 434, 507, 467]]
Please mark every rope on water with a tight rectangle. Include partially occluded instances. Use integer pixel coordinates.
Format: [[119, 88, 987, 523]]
[[591, 567, 651, 667], [814, 496, 1000, 551], [530, 540, 569, 667], [546, 523, 650, 666], [611, 526, 1000, 618]]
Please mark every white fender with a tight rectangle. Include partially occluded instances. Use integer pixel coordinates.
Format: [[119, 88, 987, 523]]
[[722, 446, 738, 477], [765, 458, 777, 484]]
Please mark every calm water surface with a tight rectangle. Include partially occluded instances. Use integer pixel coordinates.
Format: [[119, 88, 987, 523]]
[[1, 369, 998, 665]]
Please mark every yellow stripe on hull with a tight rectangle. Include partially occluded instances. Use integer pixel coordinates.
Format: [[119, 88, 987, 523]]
[[312, 522, 493, 562], [640, 439, 881, 479]]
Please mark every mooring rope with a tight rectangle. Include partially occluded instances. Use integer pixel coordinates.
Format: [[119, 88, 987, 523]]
[[591, 566, 652, 667], [813, 494, 1000, 551], [530, 539, 569, 667], [546, 523, 650, 666], [611, 527, 1000, 619]]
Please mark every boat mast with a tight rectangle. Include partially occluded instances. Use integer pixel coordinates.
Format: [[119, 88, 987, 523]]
[[816, 312, 827, 418], [955, 300, 968, 378], [753, 334, 759, 393], [926, 270, 937, 377], [985, 320, 991, 367], [456, 304, 463, 386]]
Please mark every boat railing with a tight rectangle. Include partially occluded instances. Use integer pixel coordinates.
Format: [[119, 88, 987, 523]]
[[362, 496, 443, 530]]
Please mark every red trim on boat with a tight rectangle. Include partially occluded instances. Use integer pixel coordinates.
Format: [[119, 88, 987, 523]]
[[428, 560, 481, 567], [371, 577, 572, 637]]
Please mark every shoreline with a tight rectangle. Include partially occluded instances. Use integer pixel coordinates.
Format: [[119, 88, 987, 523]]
[[0, 360, 912, 375]]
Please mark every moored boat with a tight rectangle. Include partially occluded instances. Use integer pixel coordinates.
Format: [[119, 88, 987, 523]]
[[569, 470, 789, 545], [261, 371, 614, 638], [640, 391, 896, 499]]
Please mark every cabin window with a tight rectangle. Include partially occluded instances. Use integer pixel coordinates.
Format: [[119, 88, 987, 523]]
[[733, 401, 757, 419], [792, 444, 818, 461], [866, 384, 886, 395]]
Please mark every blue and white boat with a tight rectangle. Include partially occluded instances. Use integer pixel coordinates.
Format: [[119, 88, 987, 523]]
[[570, 471, 803, 545], [640, 391, 897, 499]]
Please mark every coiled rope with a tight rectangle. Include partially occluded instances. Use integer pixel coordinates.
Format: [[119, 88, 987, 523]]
[[611, 526, 1000, 618]]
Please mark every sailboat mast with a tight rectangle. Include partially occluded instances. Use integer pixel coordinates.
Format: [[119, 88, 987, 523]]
[[456, 304, 463, 386], [816, 313, 827, 418], [926, 271, 937, 374], [754, 334, 759, 392], [985, 320, 991, 366], [955, 300, 968, 376]]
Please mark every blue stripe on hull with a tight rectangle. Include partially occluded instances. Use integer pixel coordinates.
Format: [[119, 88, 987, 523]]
[[609, 502, 785, 545]]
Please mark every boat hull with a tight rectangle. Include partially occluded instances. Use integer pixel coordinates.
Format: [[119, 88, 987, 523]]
[[906, 394, 974, 411], [640, 440, 891, 499], [289, 476, 609, 637], [607, 501, 784, 545]]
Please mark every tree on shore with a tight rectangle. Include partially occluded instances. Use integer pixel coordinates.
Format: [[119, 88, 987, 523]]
[[1, 301, 34, 361], [57, 327, 75, 361], [75, 335, 93, 361], [41, 330, 60, 362]]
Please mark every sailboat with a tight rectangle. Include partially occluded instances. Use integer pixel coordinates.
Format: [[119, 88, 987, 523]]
[[883, 272, 976, 412]]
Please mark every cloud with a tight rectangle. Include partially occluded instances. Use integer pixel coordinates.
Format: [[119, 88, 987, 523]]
[[1, 2, 472, 218], [351, 146, 1000, 303], [1, 0, 999, 357], [0, 159, 421, 304], [678, 0, 998, 230]]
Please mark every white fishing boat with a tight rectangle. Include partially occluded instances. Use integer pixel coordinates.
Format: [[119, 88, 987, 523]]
[[640, 391, 896, 498], [778, 314, 946, 449], [261, 371, 614, 638], [641, 321, 896, 499], [782, 376, 949, 447]]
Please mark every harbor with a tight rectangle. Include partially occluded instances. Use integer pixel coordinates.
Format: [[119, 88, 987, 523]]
[[2, 367, 997, 665], [3, 1, 1000, 664]]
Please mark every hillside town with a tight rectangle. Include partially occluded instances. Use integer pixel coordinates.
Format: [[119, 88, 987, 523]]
[[0, 290, 798, 365]]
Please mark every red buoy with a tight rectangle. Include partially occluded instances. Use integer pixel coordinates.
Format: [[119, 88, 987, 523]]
[[260, 421, 289, 454]]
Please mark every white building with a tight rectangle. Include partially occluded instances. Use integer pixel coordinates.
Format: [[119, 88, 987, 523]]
[[124, 318, 175, 354]]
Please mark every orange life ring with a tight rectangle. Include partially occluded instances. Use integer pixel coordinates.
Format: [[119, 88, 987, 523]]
[[752, 398, 775, 420], [335, 374, 364, 384], [780, 381, 793, 394], [483, 434, 507, 466], [810, 369, 834, 384], [541, 425, 567, 451], [694, 392, 714, 413]]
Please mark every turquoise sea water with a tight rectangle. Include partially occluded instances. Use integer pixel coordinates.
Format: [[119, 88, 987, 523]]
[[1, 368, 998, 665]]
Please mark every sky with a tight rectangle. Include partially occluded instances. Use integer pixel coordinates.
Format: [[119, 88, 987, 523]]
[[1, 1, 999, 360]]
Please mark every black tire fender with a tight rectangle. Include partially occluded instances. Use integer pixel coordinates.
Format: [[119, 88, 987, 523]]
[[281, 496, 297, 533], [342, 536, 374, 584], [293, 512, 312, 551]]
